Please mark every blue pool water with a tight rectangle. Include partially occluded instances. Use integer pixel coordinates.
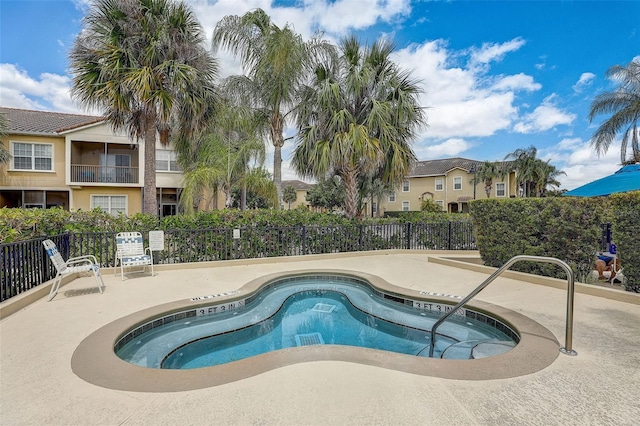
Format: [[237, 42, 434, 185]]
[[116, 276, 517, 369]]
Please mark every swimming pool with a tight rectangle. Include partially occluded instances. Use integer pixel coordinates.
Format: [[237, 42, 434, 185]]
[[115, 274, 518, 369], [72, 269, 560, 391]]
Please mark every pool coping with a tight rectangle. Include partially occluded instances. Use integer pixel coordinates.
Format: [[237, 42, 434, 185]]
[[71, 269, 560, 392]]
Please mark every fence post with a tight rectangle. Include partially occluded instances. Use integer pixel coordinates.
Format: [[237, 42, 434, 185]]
[[448, 221, 453, 250], [406, 222, 412, 249], [39, 237, 47, 285], [302, 225, 306, 255], [358, 224, 363, 251]]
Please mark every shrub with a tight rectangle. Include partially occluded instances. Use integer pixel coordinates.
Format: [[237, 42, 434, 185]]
[[611, 191, 640, 290], [470, 197, 612, 282]]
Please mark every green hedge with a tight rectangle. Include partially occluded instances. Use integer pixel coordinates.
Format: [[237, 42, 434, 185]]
[[0, 207, 470, 244], [611, 191, 640, 290], [469, 197, 613, 283]]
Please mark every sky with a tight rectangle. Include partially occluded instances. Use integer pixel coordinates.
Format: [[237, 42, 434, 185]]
[[1, 0, 639, 190]]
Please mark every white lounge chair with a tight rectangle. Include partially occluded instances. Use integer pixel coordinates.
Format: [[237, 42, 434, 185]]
[[115, 232, 154, 280], [42, 239, 105, 301]]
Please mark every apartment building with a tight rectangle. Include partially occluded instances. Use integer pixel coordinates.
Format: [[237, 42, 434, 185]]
[[0, 107, 183, 216], [281, 179, 314, 210], [380, 157, 517, 215]]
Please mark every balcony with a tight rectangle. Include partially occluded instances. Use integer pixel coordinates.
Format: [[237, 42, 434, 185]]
[[70, 164, 139, 184], [70, 140, 140, 185]]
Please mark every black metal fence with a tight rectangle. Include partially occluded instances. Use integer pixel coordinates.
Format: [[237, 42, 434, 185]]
[[0, 221, 475, 303]]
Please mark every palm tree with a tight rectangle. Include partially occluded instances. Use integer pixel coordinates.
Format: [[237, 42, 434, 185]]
[[532, 159, 565, 197], [292, 36, 426, 218], [177, 100, 267, 213], [589, 59, 640, 164], [235, 168, 278, 209], [505, 146, 566, 197], [69, 0, 218, 216], [505, 146, 538, 197], [282, 185, 297, 209], [474, 161, 505, 198], [359, 174, 392, 217], [212, 9, 336, 205]]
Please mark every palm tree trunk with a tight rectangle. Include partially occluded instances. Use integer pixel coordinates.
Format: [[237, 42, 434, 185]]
[[143, 111, 157, 216], [271, 114, 284, 208], [273, 143, 282, 206], [342, 168, 359, 219], [241, 183, 247, 211]]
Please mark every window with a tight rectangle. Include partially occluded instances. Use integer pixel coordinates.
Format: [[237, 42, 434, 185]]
[[402, 201, 410, 211], [435, 200, 444, 210], [91, 195, 127, 215], [12, 142, 53, 171], [372, 202, 377, 215], [435, 178, 444, 191], [402, 180, 410, 192], [24, 191, 45, 208], [156, 150, 181, 172], [389, 191, 396, 202], [496, 182, 506, 197], [453, 176, 462, 190]]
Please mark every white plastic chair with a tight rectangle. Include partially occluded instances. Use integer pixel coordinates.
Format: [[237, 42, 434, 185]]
[[115, 232, 154, 280], [42, 239, 105, 301]]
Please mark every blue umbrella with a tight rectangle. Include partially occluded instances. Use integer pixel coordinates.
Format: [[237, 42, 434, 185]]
[[565, 164, 640, 197]]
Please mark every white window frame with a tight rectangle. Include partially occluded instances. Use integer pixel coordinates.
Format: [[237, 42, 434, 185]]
[[435, 178, 444, 191], [453, 176, 462, 190], [435, 200, 444, 210], [91, 195, 128, 215], [156, 150, 181, 172], [496, 182, 506, 197], [402, 180, 410, 192], [389, 191, 396, 202], [11, 141, 53, 171], [402, 201, 410, 211]]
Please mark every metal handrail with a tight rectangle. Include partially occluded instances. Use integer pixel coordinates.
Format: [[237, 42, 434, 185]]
[[428, 255, 577, 358]]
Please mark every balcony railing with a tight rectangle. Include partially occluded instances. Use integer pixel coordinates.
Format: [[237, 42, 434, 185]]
[[70, 165, 139, 184]]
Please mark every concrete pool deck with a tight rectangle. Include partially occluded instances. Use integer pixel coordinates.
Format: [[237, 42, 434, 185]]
[[1, 250, 639, 425]]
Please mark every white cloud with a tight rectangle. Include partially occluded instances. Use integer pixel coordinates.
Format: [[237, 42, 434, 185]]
[[415, 138, 472, 159], [513, 95, 576, 133], [191, 0, 411, 42], [394, 40, 531, 140], [492, 73, 541, 92], [543, 137, 623, 190], [469, 38, 526, 66], [0, 64, 82, 113], [302, 0, 412, 34], [572, 72, 595, 92]]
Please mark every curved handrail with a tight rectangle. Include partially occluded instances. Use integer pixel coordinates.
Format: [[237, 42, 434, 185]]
[[428, 255, 577, 358]]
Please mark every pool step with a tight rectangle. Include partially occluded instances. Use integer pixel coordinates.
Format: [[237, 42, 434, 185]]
[[440, 339, 515, 359]]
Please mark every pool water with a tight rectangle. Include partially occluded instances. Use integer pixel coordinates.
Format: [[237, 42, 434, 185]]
[[116, 277, 517, 369]]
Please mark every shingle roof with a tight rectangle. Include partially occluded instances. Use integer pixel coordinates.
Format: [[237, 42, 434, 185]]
[[409, 157, 513, 177], [409, 157, 478, 176], [0, 107, 104, 136], [282, 180, 314, 190]]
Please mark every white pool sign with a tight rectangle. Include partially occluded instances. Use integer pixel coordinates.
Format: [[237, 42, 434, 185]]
[[148, 230, 165, 251]]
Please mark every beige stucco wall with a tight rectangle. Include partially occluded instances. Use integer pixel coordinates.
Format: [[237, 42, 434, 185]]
[[380, 169, 517, 214], [71, 186, 142, 214], [0, 135, 67, 189]]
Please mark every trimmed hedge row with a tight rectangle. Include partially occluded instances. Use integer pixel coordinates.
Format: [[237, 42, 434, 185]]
[[611, 192, 640, 290], [470, 197, 614, 283], [470, 195, 640, 290], [0, 207, 470, 244]]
